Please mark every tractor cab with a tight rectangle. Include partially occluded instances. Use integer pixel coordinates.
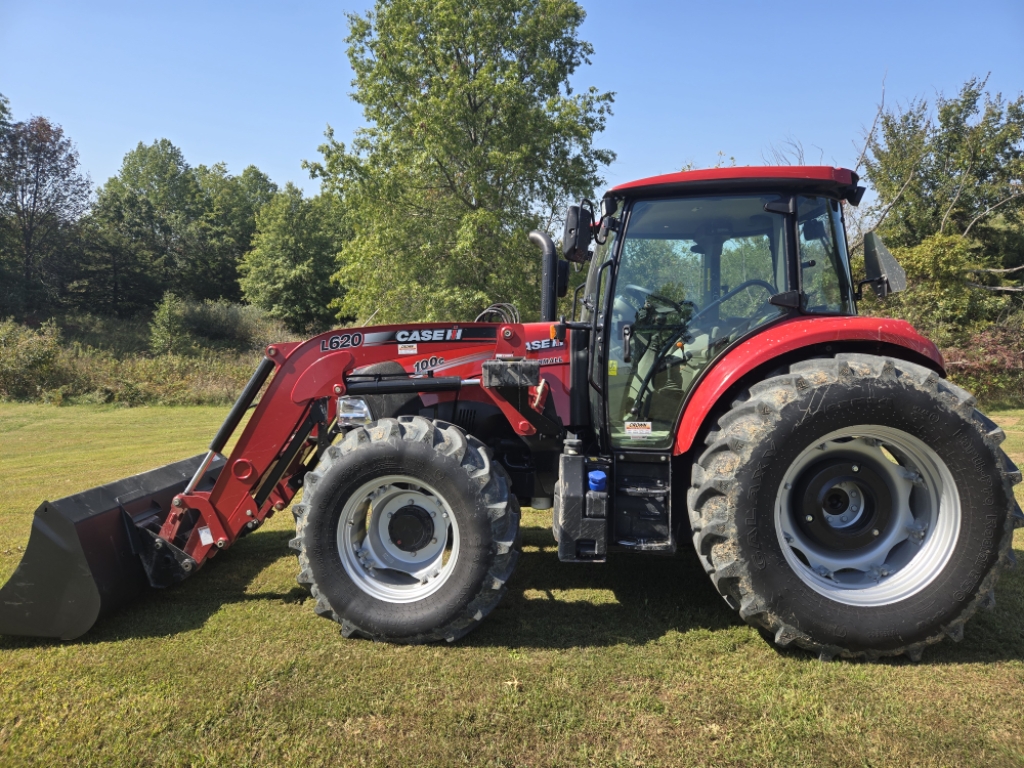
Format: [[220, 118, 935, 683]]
[[551, 167, 901, 560], [579, 176, 858, 450]]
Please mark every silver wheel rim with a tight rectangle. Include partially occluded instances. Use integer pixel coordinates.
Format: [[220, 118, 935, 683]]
[[774, 425, 960, 607], [337, 474, 460, 603]]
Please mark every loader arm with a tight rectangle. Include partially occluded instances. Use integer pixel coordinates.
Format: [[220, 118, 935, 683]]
[[0, 320, 570, 639]]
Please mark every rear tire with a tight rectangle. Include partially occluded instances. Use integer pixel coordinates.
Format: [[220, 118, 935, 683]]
[[291, 416, 520, 643], [688, 354, 1022, 660]]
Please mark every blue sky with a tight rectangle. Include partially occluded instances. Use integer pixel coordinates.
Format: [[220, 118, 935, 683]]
[[1, 0, 1022, 195]]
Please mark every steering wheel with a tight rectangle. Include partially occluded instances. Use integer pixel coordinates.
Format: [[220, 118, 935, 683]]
[[687, 279, 777, 327], [618, 284, 693, 317]]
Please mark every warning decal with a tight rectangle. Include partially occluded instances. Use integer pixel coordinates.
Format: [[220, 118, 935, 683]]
[[624, 421, 653, 437]]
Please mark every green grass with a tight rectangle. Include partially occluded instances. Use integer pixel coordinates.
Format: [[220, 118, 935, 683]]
[[1, 404, 1023, 767]]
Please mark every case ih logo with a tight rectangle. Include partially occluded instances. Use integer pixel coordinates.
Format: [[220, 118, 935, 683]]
[[396, 329, 463, 342]]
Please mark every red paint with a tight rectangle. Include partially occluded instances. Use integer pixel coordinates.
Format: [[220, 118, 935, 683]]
[[610, 165, 857, 194], [231, 459, 256, 483], [672, 316, 944, 455], [290, 351, 352, 403], [172, 320, 573, 570]]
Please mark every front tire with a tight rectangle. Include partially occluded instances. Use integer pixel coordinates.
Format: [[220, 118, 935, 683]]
[[291, 416, 520, 643], [688, 354, 1022, 660]]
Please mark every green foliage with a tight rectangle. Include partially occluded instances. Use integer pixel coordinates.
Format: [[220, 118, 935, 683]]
[[0, 311, 283, 406], [308, 0, 615, 324], [0, 114, 91, 316], [874, 234, 1007, 346], [0, 319, 71, 399], [178, 297, 297, 352], [865, 77, 1024, 260], [239, 184, 346, 333], [83, 140, 277, 314], [151, 292, 298, 356], [149, 292, 194, 355]]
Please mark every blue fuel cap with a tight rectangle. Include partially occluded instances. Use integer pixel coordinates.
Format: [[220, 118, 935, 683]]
[[588, 470, 607, 492]]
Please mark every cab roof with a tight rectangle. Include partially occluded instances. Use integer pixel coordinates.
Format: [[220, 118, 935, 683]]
[[609, 166, 862, 202]]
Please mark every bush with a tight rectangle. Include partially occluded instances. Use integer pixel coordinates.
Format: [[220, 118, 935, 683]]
[[943, 326, 1024, 407], [150, 294, 295, 356], [0, 319, 76, 400], [178, 298, 294, 352], [0, 315, 274, 406], [864, 234, 1008, 347]]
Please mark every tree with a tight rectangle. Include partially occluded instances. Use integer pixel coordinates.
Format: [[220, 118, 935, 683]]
[[188, 163, 277, 302], [864, 77, 1024, 260], [87, 139, 200, 306], [0, 115, 91, 314], [307, 0, 615, 323], [85, 140, 277, 313], [239, 184, 346, 333]]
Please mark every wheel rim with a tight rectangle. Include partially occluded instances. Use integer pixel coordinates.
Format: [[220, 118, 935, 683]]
[[336, 474, 460, 603], [775, 425, 960, 607]]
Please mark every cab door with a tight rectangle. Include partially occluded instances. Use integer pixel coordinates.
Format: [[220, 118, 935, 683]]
[[603, 195, 789, 451]]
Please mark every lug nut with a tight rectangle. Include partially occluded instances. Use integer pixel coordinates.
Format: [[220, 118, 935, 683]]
[[872, 529, 880, 536], [431, 538, 437, 544], [805, 515, 814, 522], [852, 506, 859, 513], [841, 515, 849, 523]]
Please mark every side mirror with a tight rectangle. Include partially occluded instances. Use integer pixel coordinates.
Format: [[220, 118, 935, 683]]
[[862, 232, 907, 299], [562, 202, 593, 263]]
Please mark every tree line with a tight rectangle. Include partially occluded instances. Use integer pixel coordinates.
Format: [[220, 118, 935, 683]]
[[1, 0, 1021, 351], [0, 99, 348, 333], [0, 0, 612, 337]]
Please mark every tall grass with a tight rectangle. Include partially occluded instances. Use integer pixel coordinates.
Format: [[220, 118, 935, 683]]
[[0, 301, 300, 406]]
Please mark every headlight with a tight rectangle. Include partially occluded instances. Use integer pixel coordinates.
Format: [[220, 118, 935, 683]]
[[336, 396, 374, 426]]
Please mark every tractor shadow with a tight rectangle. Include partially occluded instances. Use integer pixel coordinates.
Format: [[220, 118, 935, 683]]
[[0, 529, 306, 649], [3, 524, 1021, 664], [466, 525, 1024, 664], [464, 524, 748, 650]]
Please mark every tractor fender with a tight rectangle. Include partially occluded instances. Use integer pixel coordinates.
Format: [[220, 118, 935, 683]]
[[672, 316, 944, 455]]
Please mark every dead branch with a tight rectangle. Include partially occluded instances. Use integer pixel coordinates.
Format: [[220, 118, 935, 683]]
[[939, 158, 974, 235], [964, 264, 1024, 275], [966, 282, 1024, 292], [853, 76, 886, 174], [962, 190, 1024, 236]]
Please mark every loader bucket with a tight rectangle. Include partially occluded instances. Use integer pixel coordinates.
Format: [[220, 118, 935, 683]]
[[0, 454, 223, 641]]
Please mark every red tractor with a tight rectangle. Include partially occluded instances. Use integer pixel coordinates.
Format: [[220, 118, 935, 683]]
[[2, 166, 1020, 660]]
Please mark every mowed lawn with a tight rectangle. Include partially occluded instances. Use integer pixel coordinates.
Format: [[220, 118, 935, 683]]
[[1, 403, 1023, 767]]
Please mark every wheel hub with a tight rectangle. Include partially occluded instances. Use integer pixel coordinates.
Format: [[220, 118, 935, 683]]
[[795, 459, 892, 552], [388, 505, 435, 553]]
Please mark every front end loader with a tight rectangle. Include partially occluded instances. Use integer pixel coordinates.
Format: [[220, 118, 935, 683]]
[[2, 166, 1021, 660]]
